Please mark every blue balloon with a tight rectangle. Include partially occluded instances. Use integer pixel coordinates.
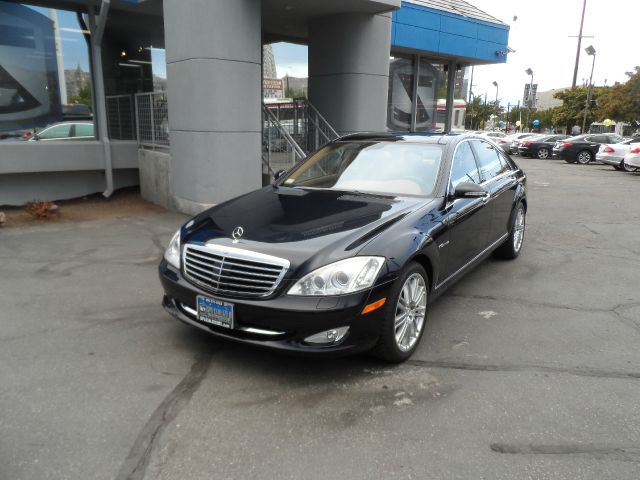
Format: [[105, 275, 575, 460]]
[[533, 119, 540, 126], [498, 120, 505, 126]]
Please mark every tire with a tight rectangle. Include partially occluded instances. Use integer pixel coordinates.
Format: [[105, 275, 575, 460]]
[[576, 150, 593, 164], [537, 147, 550, 159], [495, 202, 526, 260], [373, 262, 428, 363], [621, 160, 636, 172]]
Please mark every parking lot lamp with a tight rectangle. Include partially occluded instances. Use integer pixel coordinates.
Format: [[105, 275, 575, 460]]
[[525, 68, 534, 130], [492, 81, 499, 128], [581, 45, 596, 133]]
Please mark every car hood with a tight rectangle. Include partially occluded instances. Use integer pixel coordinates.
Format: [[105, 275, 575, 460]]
[[182, 186, 430, 277]]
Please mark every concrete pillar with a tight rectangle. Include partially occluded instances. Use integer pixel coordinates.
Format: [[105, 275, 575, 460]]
[[308, 13, 392, 135], [163, 0, 261, 214]]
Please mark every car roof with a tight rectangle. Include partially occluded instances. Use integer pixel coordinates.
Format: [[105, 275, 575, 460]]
[[337, 131, 487, 146]]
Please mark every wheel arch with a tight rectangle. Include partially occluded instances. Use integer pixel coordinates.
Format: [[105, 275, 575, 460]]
[[408, 253, 435, 293]]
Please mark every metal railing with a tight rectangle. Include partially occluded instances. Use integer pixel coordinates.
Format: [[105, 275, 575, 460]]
[[306, 100, 340, 152], [262, 103, 306, 177], [261, 99, 339, 178], [106, 94, 135, 140], [135, 91, 169, 148]]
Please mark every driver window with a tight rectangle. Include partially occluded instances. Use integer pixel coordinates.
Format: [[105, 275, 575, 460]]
[[450, 141, 480, 189]]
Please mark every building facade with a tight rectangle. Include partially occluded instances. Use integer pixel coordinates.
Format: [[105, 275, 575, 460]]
[[0, 0, 509, 211]]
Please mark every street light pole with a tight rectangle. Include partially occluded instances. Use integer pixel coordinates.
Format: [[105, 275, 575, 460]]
[[525, 68, 534, 131], [581, 45, 596, 134], [492, 81, 499, 129]]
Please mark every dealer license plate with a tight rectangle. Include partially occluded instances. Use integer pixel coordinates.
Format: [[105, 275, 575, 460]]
[[196, 295, 234, 329]]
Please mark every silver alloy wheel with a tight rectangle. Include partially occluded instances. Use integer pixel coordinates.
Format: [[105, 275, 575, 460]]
[[513, 206, 526, 252], [394, 273, 427, 352], [537, 148, 550, 159], [577, 151, 592, 164], [621, 160, 635, 172]]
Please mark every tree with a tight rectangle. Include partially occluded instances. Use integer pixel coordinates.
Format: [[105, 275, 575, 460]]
[[464, 97, 500, 130], [285, 87, 306, 99], [531, 107, 556, 129], [596, 66, 640, 122], [68, 84, 92, 110], [552, 87, 595, 132]]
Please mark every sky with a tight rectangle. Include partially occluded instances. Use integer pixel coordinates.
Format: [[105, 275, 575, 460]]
[[469, 0, 639, 106], [27, 5, 90, 71], [272, 0, 639, 106]]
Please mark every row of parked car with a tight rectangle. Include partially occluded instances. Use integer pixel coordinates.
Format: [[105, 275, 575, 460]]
[[480, 131, 640, 172]]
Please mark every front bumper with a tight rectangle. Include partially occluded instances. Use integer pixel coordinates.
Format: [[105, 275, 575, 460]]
[[624, 155, 640, 168], [159, 259, 394, 356], [552, 148, 569, 159]]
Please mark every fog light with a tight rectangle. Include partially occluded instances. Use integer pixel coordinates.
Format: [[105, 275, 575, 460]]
[[304, 326, 349, 345]]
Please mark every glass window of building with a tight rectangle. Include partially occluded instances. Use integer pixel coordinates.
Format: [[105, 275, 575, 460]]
[[387, 55, 415, 131], [0, 1, 94, 141], [387, 55, 468, 133]]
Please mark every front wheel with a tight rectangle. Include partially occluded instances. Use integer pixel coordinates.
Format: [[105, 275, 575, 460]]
[[373, 263, 428, 363], [495, 203, 526, 259], [577, 150, 593, 164]]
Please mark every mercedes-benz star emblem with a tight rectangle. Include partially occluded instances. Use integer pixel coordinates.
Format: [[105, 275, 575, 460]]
[[232, 226, 244, 243]]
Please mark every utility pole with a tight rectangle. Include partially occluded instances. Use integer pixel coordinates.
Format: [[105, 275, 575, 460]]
[[572, 0, 587, 88]]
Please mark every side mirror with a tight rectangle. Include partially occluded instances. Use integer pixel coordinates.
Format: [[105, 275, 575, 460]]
[[453, 182, 488, 199], [273, 169, 285, 180]]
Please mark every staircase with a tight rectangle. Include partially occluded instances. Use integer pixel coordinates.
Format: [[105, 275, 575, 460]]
[[261, 99, 339, 182]]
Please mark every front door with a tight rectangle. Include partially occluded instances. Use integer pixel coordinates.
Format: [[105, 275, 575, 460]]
[[440, 140, 493, 282]]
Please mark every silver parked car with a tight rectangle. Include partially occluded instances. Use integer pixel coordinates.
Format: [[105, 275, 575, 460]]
[[596, 138, 640, 172]]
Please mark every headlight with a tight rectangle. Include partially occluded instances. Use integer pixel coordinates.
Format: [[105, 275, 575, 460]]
[[164, 229, 181, 269], [288, 256, 385, 296]]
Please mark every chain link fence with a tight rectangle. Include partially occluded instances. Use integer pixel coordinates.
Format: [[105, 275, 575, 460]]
[[135, 92, 169, 148]]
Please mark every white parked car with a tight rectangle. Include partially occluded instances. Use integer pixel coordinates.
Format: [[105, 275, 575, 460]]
[[623, 144, 640, 171], [497, 133, 537, 154], [478, 131, 507, 139], [28, 122, 94, 141], [597, 139, 640, 172]]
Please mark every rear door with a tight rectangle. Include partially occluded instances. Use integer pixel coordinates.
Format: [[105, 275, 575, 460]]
[[470, 139, 518, 243]]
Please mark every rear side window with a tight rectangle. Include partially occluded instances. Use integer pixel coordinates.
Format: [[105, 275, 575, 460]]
[[74, 123, 94, 137], [470, 140, 507, 181], [450, 141, 480, 189]]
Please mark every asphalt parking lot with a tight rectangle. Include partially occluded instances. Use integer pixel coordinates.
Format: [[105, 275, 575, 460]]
[[1, 158, 639, 480]]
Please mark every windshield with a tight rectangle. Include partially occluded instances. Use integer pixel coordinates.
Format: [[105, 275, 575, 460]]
[[280, 141, 443, 197]]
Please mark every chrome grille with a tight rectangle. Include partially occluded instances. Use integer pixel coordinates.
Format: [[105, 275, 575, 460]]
[[183, 243, 289, 298]]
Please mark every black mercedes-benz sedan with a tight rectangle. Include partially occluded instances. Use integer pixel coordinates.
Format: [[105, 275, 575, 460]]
[[518, 134, 569, 159], [552, 133, 624, 164], [159, 133, 527, 362]]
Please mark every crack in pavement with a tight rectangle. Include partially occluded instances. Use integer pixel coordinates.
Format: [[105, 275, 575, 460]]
[[490, 443, 640, 462], [406, 359, 640, 381], [115, 351, 215, 480], [446, 293, 640, 334]]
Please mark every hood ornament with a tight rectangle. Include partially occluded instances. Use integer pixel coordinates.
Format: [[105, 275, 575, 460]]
[[232, 226, 244, 243]]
